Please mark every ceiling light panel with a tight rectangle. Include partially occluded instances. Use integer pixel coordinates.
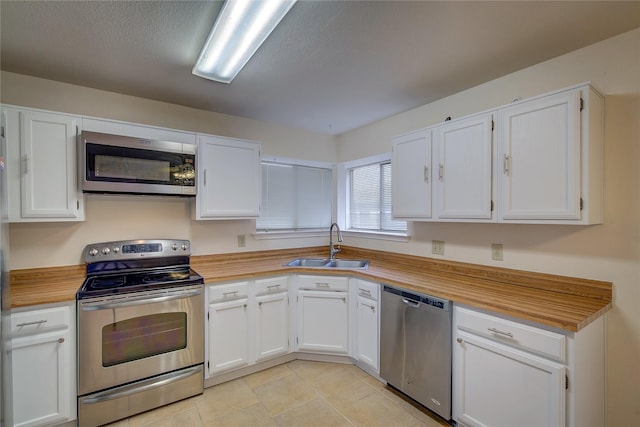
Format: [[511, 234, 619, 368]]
[[193, 0, 297, 83]]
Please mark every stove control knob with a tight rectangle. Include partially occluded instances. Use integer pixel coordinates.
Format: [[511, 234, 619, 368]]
[[172, 243, 178, 251], [181, 244, 188, 251], [102, 247, 110, 255], [89, 249, 98, 256], [113, 246, 120, 253]]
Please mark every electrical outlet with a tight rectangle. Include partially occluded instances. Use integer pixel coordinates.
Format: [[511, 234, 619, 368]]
[[491, 243, 503, 261], [237, 234, 246, 247], [432, 240, 445, 255]]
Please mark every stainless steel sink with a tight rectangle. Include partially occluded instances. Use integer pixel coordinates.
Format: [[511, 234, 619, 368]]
[[285, 258, 331, 267], [325, 259, 369, 269], [285, 258, 369, 269]]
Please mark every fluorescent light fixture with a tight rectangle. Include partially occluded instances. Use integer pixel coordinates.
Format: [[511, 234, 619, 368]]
[[193, 0, 297, 83]]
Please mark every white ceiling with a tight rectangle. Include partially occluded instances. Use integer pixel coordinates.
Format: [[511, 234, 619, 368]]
[[2, 1, 640, 135]]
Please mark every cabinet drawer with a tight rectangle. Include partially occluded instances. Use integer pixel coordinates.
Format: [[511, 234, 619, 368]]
[[11, 305, 71, 336], [354, 279, 379, 301], [255, 276, 288, 295], [455, 306, 566, 362], [297, 275, 349, 291], [208, 281, 250, 302]]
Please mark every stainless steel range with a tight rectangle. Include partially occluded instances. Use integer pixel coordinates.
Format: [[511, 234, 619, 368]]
[[76, 239, 204, 427]]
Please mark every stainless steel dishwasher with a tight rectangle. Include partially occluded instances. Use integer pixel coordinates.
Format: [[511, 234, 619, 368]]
[[380, 285, 452, 420]]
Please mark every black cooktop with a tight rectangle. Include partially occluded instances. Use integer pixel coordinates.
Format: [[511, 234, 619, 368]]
[[77, 239, 204, 299], [77, 266, 204, 299]]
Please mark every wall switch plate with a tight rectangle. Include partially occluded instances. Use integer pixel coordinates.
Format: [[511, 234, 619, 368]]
[[237, 234, 246, 247], [432, 240, 445, 255], [491, 243, 503, 261]]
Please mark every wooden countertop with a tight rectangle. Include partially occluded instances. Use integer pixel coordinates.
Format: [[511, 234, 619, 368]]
[[10, 246, 612, 332]]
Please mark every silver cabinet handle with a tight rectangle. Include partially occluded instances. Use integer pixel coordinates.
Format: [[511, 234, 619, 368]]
[[503, 154, 510, 175], [267, 284, 281, 290], [315, 282, 330, 288], [362, 302, 375, 312], [58, 337, 65, 344], [439, 163, 444, 180], [424, 166, 429, 183], [203, 169, 207, 186], [457, 337, 463, 344], [488, 327, 514, 338], [23, 154, 30, 175], [358, 288, 371, 296], [223, 291, 239, 298], [16, 320, 47, 327]]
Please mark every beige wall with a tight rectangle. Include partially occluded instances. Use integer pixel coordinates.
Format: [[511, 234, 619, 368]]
[[2, 26, 639, 426], [336, 28, 640, 427], [1, 71, 338, 267]]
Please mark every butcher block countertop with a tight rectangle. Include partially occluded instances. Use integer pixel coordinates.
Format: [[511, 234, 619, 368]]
[[10, 246, 612, 332]]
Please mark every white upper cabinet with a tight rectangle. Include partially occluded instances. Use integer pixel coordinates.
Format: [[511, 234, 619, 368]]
[[195, 134, 261, 219], [497, 85, 603, 224], [433, 113, 495, 221], [391, 128, 432, 219], [392, 83, 603, 225], [3, 107, 84, 222]]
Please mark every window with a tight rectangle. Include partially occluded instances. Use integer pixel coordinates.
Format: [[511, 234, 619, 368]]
[[348, 159, 406, 233], [257, 159, 333, 232]]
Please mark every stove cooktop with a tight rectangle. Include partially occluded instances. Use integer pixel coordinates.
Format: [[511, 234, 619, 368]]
[[77, 267, 204, 299], [77, 239, 204, 299]]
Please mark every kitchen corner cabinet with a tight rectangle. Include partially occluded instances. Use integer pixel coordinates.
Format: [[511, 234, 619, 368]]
[[10, 302, 76, 427], [391, 128, 432, 219], [295, 275, 349, 354], [351, 279, 380, 374], [433, 113, 495, 221], [2, 107, 85, 222], [453, 305, 605, 427], [195, 134, 261, 219], [497, 85, 603, 224]]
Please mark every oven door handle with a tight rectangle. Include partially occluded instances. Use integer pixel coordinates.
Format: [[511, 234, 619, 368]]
[[81, 288, 203, 311], [81, 365, 202, 404]]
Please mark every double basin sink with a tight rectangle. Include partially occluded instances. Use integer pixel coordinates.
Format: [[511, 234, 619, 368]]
[[285, 258, 369, 269]]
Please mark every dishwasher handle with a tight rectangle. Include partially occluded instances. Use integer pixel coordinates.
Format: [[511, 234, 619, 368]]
[[402, 297, 420, 307]]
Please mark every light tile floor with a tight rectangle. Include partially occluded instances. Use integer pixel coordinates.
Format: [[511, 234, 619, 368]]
[[105, 360, 451, 427]]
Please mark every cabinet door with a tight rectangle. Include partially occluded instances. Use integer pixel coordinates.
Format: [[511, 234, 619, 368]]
[[497, 90, 581, 221], [453, 330, 565, 427], [391, 129, 432, 219], [18, 110, 84, 220], [255, 291, 289, 362], [196, 135, 261, 219], [297, 290, 348, 354], [434, 113, 494, 220], [208, 298, 250, 375], [12, 329, 72, 427], [356, 295, 379, 372]]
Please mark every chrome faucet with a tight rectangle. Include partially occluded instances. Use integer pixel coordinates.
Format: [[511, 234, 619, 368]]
[[329, 222, 343, 260]]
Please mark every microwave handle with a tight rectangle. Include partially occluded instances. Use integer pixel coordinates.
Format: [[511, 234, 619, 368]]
[[81, 288, 202, 311]]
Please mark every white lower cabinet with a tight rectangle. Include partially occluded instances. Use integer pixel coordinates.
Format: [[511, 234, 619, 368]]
[[255, 277, 290, 362], [453, 305, 605, 427], [207, 282, 251, 375], [206, 277, 290, 377], [352, 279, 380, 373], [296, 275, 349, 354], [10, 303, 76, 427]]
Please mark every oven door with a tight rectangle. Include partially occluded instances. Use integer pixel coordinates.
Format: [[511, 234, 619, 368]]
[[77, 285, 204, 396]]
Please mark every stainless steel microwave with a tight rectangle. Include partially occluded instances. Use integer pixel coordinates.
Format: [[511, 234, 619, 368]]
[[79, 131, 196, 196]]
